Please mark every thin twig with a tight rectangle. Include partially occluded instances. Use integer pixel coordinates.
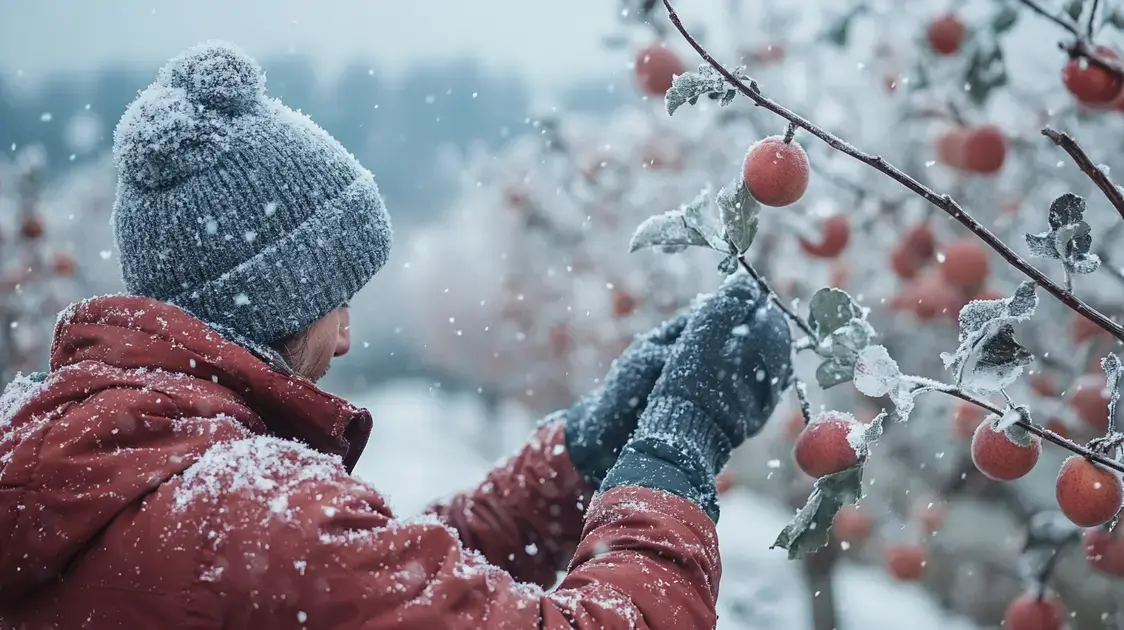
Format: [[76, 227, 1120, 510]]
[[1017, 0, 1080, 35], [1042, 127, 1124, 221], [1018, 0, 1124, 77], [737, 255, 817, 340], [935, 384, 1124, 474], [1089, 0, 1102, 39], [661, 0, 1124, 345]]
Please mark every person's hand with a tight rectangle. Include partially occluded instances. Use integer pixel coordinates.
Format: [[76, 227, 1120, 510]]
[[600, 272, 794, 521], [562, 312, 689, 486], [646, 272, 793, 450]]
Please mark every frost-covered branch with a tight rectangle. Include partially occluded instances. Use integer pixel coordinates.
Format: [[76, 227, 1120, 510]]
[[661, 0, 1124, 344], [737, 256, 817, 341], [1042, 127, 1124, 222], [930, 383, 1124, 474], [1017, 0, 1124, 79]]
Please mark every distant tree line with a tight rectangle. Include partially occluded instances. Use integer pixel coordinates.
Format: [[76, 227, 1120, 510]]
[[0, 54, 627, 226]]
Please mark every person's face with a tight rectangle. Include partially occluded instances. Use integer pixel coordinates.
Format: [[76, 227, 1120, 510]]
[[292, 305, 351, 382]]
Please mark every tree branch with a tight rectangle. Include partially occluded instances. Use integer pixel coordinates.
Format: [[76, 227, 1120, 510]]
[[737, 255, 817, 341], [1042, 127, 1124, 222], [933, 384, 1124, 475], [1017, 0, 1080, 35], [661, 0, 1124, 345]]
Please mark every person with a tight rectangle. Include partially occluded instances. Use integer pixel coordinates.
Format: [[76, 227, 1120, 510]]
[[0, 42, 793, 629]]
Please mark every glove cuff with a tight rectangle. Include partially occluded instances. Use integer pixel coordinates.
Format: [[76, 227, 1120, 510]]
[[636, 396, 732, 474], [599, 397, 732, 523]]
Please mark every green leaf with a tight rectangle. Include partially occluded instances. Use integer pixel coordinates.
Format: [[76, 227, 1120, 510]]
[[963, 43, 1008, 106], [716, 177, 760, 254], [1065, 0, 1085, 23], [1025, 193, 1101, 275], [815, 359, 854, 389], [772, 464, 865, 559], [821, 6, 867, 47], [717, 254, 739, 275], [808, 288, 863, 339], [992, 4, 1019, 33]]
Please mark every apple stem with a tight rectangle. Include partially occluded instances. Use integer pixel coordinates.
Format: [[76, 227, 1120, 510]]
[[661, 0, 1124, 344], [1042, 127, 1124, 223], [783, 122, 796, 144], [1089, 0, 1102, 39]]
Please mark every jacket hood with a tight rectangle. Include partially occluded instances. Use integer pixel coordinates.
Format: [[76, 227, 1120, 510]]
[[0, 295, 371, 604]]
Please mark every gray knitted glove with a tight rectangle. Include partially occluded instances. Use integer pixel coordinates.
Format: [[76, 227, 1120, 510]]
[[601, 273, 794, 521], [561, 313, 689, 486]]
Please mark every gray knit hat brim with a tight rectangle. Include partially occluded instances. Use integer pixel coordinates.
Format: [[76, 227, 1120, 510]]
[[168, 174, 390, 344]]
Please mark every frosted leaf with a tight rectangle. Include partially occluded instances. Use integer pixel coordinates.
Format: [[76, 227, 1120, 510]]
[[853, 345, 901, 398], [772, 463, 864, 559], [813, 317, 875, 390], [888, 383, 920, 423], [808, 288, 864, 341], [716, 177, 760, 254], [961, 324, 1034, 392], [681, 189, 728, 251], [717, 254, 739, 275], [628, 208, 711, 254], [816, 360, 853, 389], [1102, 353, 1122, 432], [665, 64, 742, 116], [1024, 193, 1101, 275], [940, 282, 1037, 393]]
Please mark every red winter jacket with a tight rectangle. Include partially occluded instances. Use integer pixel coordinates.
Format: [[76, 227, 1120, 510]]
[[0, 296, 722, 629]]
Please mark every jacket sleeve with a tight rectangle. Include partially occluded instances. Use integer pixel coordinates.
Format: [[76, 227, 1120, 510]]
[[192, 437, 721, 630], [422, 420, 593, 588]]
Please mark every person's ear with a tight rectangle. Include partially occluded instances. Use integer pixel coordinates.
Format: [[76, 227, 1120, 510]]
[[334, 306, 351, 357]]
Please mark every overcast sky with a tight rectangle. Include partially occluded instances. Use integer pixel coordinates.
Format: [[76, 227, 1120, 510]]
[[0, 0, 633, 90]]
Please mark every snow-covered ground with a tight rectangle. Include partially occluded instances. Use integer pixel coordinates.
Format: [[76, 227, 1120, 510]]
[[352, 381, 982, 630]]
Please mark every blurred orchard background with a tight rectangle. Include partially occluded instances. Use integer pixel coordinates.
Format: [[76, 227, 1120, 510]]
[[5, 0, 1124, 627]]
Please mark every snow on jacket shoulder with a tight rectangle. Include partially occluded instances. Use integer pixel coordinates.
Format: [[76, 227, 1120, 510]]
[[0, 296, 721, 629]]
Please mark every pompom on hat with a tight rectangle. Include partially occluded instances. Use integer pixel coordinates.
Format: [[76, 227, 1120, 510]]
[[112, 40, 392, 348]]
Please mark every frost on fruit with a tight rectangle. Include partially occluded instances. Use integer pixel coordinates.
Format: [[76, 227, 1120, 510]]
[[716, 176, 760, 255], [940, 281, 1037, 394], [806, 288, 875, 389], [994, 405, 1034, 447], [664, 64, 744, 116], [772, 455, 868, 559], [1025, 193, 1101, 275]]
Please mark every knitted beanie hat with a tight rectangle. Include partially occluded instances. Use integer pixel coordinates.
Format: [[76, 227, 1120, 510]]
[[111, 40, 392, 347]]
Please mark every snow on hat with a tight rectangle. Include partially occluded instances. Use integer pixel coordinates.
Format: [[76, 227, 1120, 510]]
[[111, 40, 392, 347]]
